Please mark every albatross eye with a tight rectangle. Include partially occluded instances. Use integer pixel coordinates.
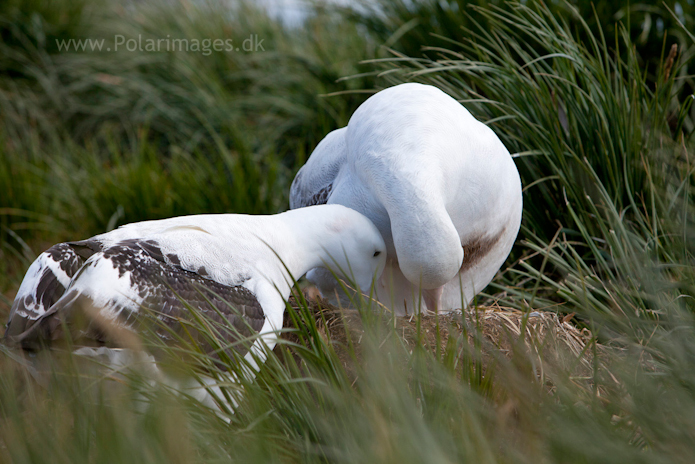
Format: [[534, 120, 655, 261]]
[[373, 251, 381, 257]]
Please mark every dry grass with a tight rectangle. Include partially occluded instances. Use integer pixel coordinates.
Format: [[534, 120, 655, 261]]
[[281, 289, 609, 392]]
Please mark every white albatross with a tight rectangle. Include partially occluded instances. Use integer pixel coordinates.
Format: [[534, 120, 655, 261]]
[[4, 205, 386, 408], [290, 83, 522, 315]]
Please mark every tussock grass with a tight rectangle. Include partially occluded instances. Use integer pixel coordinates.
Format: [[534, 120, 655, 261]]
[[0, 0, 379, 293], [0, 287, 688, 463], [368, 1, 694, 311], [1, 0, 695, 462]]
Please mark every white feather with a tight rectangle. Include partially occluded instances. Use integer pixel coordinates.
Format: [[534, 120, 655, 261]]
[[291, 83, 523, 315], [6, 205, 387, 411]]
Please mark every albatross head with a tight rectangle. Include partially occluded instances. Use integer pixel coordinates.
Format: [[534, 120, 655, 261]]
[[311, 205, 387, 294]]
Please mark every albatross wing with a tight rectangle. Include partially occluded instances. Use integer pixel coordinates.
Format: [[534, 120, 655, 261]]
[[289, 127, 348, 209]]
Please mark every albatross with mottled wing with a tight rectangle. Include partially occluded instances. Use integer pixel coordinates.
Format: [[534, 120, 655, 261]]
[[290, 83, 522, 315], [4, 205, 386, 375]]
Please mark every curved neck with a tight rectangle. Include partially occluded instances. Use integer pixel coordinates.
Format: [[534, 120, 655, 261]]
[[270, 207, 346, 282], [361, 168, 463, 289]]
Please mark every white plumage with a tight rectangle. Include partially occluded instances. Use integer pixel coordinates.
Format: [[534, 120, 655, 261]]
[[290, 83, 522, 315], [5, 205, 387, 370]]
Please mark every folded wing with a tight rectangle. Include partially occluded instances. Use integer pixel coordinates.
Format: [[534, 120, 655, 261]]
[[6, 239, 266, 361]]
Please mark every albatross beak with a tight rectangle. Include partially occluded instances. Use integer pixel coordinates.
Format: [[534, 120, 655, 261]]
[[422, 286, 444, 314]]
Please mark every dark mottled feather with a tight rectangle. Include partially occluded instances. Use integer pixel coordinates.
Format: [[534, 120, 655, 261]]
[[11, 239, 266, 360], [296, 183, 333, 208], [67, 239, 103, 260], [4, 240, 102, 338], [289, 166, 337, 208]]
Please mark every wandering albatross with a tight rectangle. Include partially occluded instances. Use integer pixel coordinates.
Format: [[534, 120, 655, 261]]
[[290, 83, 522, 315], [4, 205, 386, 401]]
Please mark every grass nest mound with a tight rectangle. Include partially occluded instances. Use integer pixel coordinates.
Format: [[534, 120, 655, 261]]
[[282, 290, 608, 391]]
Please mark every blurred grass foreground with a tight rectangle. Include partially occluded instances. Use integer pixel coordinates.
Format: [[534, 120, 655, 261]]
[[1, 0, 695, 462]]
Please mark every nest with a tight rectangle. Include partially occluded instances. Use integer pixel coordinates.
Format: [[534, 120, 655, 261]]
[[281, 290, 607, 389]]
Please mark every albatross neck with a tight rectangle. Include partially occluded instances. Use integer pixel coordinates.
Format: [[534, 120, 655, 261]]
[[269, 207, 347, 282], [372, 174, 463, 289]]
